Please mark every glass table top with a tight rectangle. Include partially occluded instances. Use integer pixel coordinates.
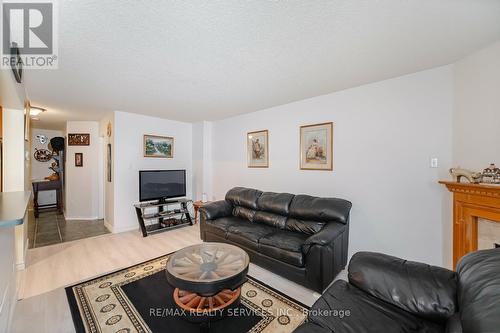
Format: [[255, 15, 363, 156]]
[[166, 243, 249, 283]]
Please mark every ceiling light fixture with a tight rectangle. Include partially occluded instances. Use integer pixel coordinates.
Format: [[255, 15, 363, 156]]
[[29, 105, 47, 117]]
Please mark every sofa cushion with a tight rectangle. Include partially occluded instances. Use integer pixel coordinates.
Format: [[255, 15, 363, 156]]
[[308, 280, 445, 333], [258, 230, 308, 267], [232, 206, 256, 222], [457, 248, 500, 333], [259, 244, 304, 267], [226, 223, 275, 251], [259, 230, 308, 252], [289, 195, 352, 224], [285, 218, 325, 235], [253, 211, 287, 229], [257, 192, 294, 215], [348, 252, 457, 323], [225, 187, 263, 210], [205, 216, 248, 238]]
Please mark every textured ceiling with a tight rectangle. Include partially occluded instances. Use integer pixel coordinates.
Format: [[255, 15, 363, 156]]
[[24, 0, 500, 129]]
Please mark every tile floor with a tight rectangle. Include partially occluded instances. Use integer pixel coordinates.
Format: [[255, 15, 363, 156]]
[[28, 210, 110, 248]]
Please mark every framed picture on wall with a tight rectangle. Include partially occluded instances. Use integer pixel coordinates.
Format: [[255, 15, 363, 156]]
[[107, 144, 112, 182], [68, 133, 90, 146], [300, 122, 333, 171], [75, 153, 83, 167], [143, 134, 174, 158], [247, 130, 269, 168]]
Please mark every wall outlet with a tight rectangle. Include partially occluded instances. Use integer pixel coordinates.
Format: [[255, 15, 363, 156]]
[[430, 157, 439, 168]]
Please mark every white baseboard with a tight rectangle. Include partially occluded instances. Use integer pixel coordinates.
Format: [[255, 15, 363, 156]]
[[64, 216, 99, 221], [112, 224, 138, 234]]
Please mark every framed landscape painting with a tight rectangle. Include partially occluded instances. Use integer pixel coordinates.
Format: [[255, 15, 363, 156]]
[[300, 122, 333, 171], [143, 135, 174, 158], [247, 130, 269, 168]]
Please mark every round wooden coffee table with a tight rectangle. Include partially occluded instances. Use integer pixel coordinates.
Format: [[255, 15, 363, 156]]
[[165, 243, 249, 324]]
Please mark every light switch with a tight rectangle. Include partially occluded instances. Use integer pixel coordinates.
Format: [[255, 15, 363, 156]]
[[430, 157, 439, 168]]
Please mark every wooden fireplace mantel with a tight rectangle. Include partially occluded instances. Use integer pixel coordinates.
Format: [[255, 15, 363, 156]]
[[440, 181, 500, 268]]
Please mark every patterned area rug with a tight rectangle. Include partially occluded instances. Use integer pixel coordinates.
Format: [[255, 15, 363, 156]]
[[66, 254, 309, 333]]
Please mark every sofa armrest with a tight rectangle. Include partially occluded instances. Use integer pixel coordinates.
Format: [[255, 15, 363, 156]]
[[200, 200, 233, 220], [303, 222, 346, 253], [348, 252, 457, 323]]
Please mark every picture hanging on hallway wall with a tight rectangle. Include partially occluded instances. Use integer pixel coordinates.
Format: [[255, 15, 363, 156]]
[[107, 144, 112, 182], [143, 134, 174, 158], [300, 122, 333, 171], [68, 133, 90, 146], [75, 153, 83, 167], [247, 130, 269, 168]]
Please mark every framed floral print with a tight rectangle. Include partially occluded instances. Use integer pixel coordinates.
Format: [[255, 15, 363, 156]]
[[247, 130, 269, 168], [300, 122, 333, 171]]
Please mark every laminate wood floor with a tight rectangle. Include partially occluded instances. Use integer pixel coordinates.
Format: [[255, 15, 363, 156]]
[[12, 224, 338, 333]]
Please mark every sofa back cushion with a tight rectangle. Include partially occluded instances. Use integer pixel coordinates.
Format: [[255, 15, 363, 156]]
[[257, 192, 294, 215], [289, 195, 352, 224], [253, 211, 287, 229], [233, 206, 256, 222], [226, 187, 262, 210], [348, 252, 457, 323], [285, 218, 325, 235], [457, 248, 500, 333]]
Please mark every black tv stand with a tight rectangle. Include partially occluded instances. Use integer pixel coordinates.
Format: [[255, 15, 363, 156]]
[[134, 198, 193, 237]]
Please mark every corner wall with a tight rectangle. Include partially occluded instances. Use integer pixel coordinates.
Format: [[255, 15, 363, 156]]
[[112, 111, 193, 233], [211, 66, 454, 266], [65, 121, 100, 219], [453, 41, 500, 170]]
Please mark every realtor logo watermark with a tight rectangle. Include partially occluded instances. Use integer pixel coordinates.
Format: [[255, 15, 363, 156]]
[[1, 0, 58, 69]]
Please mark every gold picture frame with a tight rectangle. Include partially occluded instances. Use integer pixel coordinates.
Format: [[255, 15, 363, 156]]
[[300, 122, 333, 171], [143, 134, 174, 158], [247, 130, 269, 168]]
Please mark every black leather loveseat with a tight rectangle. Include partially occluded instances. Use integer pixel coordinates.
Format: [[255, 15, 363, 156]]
[[294, 248, 500, 333], [199, 187, 352, 293]]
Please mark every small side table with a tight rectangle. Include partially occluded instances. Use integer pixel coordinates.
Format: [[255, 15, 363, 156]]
[[193, 201, 211, 224], [32, 179, 63, 218]]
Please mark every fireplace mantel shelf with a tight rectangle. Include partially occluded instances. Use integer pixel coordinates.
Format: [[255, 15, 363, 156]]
[[439, 181, 500, 197], [440, 181, 500, 268]]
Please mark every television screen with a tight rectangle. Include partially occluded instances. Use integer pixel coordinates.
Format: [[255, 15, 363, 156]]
[[139, 170, 186, 202]]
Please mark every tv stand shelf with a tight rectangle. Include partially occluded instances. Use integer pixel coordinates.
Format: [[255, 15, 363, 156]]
[[134, 199, 193, 237]]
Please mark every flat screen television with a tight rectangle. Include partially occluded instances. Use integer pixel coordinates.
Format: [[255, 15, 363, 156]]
[[139, 170, 186, 202]]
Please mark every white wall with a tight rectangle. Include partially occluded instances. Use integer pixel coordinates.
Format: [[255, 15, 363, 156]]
[[211, 66, 453, 266], [453, 41, 500, 170], [192, 121, 213, 201], [99, 113, 114, 230], [0, 109, 25, 331], [65, 121, 100, 219], [30, 128, 64, 205], [112, 111, 193, 233], [2, 109, 25, 193]]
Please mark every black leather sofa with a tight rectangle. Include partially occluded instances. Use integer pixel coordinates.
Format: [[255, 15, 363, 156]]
[[199, 187, 352, 293], [294, 248, 500, 333]]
